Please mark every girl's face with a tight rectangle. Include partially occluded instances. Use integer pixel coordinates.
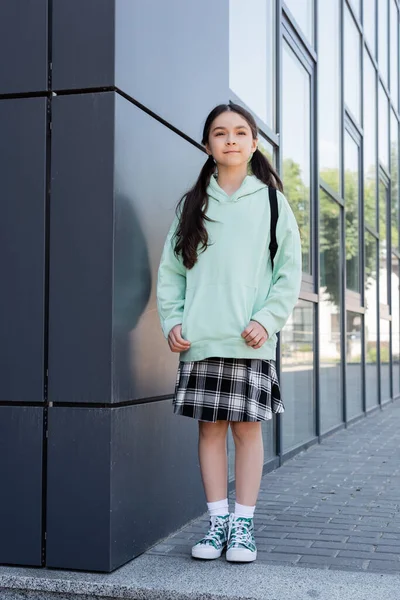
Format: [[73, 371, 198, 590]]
[[205, 111, 258, 168]]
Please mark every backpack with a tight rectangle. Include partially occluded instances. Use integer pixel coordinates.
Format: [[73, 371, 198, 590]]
[[268, 186, 278, 270]]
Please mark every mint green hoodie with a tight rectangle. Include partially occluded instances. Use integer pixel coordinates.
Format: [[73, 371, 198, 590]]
[[157, 174, 302, 362]]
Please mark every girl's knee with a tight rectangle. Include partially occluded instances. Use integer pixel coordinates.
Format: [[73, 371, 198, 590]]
[[198, 420, 229, 439], [230, 421, 262, 442]]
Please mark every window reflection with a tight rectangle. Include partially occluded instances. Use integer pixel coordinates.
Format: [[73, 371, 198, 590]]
[[346, 312, 363, 419], [390, 0, 399, 111], [378, 0, 389, 84], [345, 131, 360, 292], [344, 5, 361, 122], [365, 232, 379, 408], [380, 318, 390, 401], [282, 42, 311, 274], [318, 0, 340, 193], [379, 84, 389, 171], [364, 52, 377, 230], [363, 0, 376, 56], [391, 111, 399, 250], [281, 300, 315, 451], [229, 0, 274, 127], [284, 0, 314, 45], [349, 0, 361, 19], [319, 191, 342, 432], [379, 180, 388, 306], [392, 256, 400, 397]]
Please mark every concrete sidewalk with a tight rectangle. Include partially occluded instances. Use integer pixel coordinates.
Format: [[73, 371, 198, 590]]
[[1, 400, 400, 599]]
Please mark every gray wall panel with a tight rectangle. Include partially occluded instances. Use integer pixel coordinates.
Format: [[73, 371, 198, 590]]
[[0, 407, 43, 566], [115, 0, 229, 142], [48, 92, 115, 404], [52, 0, 115, 90], [0, 0, 48, 94], [0, 98, 47, 403], [109, 403, 204, 570], [112, 94, 205, 402], [46, 407, 112, 571], [46, 402, 203, 571]]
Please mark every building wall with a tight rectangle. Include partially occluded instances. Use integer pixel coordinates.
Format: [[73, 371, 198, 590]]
[[0, 0, 399, 572]]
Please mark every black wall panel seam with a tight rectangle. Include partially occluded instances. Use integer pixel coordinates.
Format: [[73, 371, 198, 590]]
[[51, 395, 175, 409], [116, 88, 204, 153], [0, 91, 50, 101], [41, 0, 54, 569], [46, 86, 205, 153]]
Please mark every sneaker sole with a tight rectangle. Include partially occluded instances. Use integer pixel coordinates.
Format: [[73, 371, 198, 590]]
[[226, 548, 257, 562], [191, 546, 224, 560]]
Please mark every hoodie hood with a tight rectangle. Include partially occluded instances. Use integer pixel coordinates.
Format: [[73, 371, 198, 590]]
[[206, 173, 267, 203]]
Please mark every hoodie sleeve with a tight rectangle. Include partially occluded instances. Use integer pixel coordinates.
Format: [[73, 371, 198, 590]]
[[156, 213, 187, 339], [251, 190, 302, 338]]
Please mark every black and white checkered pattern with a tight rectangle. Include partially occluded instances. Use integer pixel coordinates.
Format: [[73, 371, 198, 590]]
[[173, 357, 284, 422]]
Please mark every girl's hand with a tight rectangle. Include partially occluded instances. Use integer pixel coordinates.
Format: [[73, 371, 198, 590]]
[[168, 324, 191, 353], [241, 321, 269, 349]]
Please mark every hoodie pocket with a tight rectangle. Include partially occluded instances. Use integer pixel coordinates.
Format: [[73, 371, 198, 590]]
[[181, 283, 257, 344]]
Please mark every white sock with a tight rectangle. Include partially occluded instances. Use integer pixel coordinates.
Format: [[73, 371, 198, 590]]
[[207, 498, 229, 517], [234, 502, 255, 519]]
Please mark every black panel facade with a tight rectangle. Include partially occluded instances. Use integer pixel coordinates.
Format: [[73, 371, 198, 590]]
[[48, 92, 115, 404], [52, 0, 115, 90], [112, 94, 206, 401], [0, 97, 47, 403], [0, 407, 43, 566], [46, 402, 202, 571], [0, 0, 48, 94]]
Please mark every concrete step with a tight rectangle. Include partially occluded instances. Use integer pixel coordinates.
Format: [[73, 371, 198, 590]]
[[1, 553, 400, 600]]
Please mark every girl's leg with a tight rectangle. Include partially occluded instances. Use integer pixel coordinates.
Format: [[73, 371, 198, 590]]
[[198, 420, 230, 501], [230, 421, 264, 506], [191, 420, 231, 560]]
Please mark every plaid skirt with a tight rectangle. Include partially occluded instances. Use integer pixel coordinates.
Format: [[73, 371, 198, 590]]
[[173, 357, 284, 422]]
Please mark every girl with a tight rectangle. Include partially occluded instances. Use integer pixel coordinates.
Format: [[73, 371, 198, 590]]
[[156, 102, 302, 563]]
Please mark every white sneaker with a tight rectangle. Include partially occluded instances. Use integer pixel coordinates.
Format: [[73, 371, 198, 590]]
[[191, 514, 230, 560], [226, 514, 257, 562]]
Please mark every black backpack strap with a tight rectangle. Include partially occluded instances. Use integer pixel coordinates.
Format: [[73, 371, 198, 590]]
[[268, 186, 278, 270]]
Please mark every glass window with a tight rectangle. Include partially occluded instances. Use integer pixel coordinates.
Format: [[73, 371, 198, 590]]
[[257, 135, 274, 165], [282, 42, 311, 274], [350, 0, 361, 20], [229, 0, 274, 127], [365, 232, 379, 408], [363, 0, 376, 56], [319, 190, 342, 433], [318, 0, 340, 193], [391, 111, 399, 250], [378, 0, 389, 84], [346, 312, 363, 419], [380, 318, 390, 401], [390, 0, 399, 110], [344, 5, 361, 122], [345, 131, 360, 292], [284, 0, 314, 45], [379, 84, 389, 171], [281, 300, 315, 451], [379, 180, 389, 306], [392, 256, 400, 397], [364, 52, 377, 230]]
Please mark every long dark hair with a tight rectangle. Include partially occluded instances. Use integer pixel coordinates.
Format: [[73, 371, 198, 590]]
[[174, 102, 283, 270]]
